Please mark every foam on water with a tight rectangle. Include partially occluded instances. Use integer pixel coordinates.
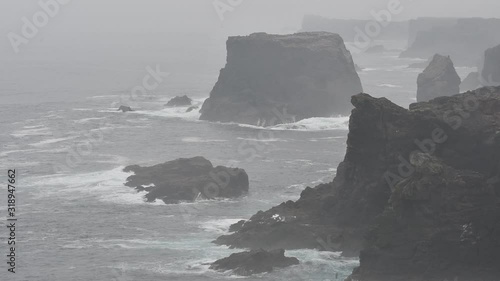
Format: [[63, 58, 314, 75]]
[[269, 116, 349, 131], [198, 218, 244, 234], [29, 136, 78, 147], [181, 137, 227, 143], [11, 126, 52, 137], [378, 83, 403, 88]]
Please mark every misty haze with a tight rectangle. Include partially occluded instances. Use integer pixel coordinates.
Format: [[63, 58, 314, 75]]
[[1, 1, 500, 280]]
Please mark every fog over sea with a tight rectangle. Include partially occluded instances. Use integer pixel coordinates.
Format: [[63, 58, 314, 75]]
[[0, 34, 475, 281]]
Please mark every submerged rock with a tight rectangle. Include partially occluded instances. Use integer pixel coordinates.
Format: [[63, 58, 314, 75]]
[[199, 32, 363, 125], [209, 249, 299, 276], [215, 86, 500, 281], [416, 54, 461, 102], [123, 157, 249, 204], [165, 95, 192, 107], [117, 105, 133, 112]]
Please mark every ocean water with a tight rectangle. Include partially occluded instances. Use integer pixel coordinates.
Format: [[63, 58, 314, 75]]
[[0, 38, 474, 281]]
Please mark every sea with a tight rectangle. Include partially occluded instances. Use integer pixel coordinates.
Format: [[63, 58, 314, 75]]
[[0, 35, 476, 281]]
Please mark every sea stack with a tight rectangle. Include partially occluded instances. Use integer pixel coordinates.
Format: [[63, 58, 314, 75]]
[[416, 54, 461, 102], [482, 44, 500, 86], [199, 32, 363, 125]]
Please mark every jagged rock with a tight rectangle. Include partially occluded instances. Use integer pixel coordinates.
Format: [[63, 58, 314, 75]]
[[460, 72, 481, 92], [165, 95, 192, 107], [365, 45, 387, 54], [482, 44, 500, 86], [118, 105, 133, 112], [186, 105, 199, 113], [417, 54, 461, 102], [209, 249, 299, 276], [199, 32, 363, 125], [215, 87, 500, 281], [401, 18, 500, 66], [123, 157, 249, 204]]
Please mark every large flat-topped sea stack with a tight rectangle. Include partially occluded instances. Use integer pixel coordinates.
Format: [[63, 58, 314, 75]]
[[200, 32, 363, 125]]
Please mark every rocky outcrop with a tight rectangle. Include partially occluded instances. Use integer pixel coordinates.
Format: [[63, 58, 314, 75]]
[[460, 72, 481, 92], [482, 44, 500, 86], [118, 105, 133, 112], [215, 87, 500, 281], [199, 32, 363, 125], [401, 18, 500, 66], [416, 54, 461, 102], [123, 157, 249, 204], [166, 95, 192, 107], [365, 45, 387, 54], [210, 249, 299, 276]]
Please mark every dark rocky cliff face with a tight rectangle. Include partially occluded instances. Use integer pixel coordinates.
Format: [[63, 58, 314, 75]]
[[401, 18, 500, 66], [199, 32, 363, 125], [215, 87, 500, 280], [417, 54, 461, 102]]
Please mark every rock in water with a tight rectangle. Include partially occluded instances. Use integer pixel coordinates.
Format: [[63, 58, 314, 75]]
[[123, 157, 249, 204], [482, 44, 500, 86], [166, 95, 192, 107], [209, 249, 299, 276], [215, 86, 500, 281], [416, 54, 461, 102], [199, 32, 363, 125], [186, 105, 199, 113], [118, 105, 133, 112], [460, 72, 481, 92]]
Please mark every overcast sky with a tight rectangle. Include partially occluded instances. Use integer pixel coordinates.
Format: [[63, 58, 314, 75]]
[[1, 0, 499, 36]]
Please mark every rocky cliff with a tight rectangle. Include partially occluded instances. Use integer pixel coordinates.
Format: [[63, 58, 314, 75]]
[[199, 32, 363, 125], [401, 18, 500, 66], [215, 87, 500, 281], [417, 54, 461, 102]]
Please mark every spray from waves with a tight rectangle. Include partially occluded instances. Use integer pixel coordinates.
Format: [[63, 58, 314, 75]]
[[198, 218, 244, 234], [268, 116, 349, 131], [23, 166, 163, 205]]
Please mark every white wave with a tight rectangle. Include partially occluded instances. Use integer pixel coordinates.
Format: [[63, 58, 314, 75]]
[[11, 126, 51, 137], [74, 117, 106, 124], [130, 106, 201, 121], [181, 137, 226, 143], [199, 218, 244, 234], [269, 116, 350, 131], [28, 136, 78, 147], [0, 149, 38, 157], [378, 83, 402, 88], [24, 166, 163, 205], [237, 137, 288, 142]]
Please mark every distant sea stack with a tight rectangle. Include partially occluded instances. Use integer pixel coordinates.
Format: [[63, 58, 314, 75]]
[[401, 18, 500, 66], [215, 87, 500, 281], [199, 32, 363, 125], [416, 54, 460, 102], [123, 157, 249, 204], [482, 44, 500, 86]]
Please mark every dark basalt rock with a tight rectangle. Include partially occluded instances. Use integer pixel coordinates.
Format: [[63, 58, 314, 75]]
[[215, 87, 500, 281], [123, 157, 249, 204], [482, 44, 500, 87], [199, 32, 363, 125], [165, 95, 192, 107], [118, 105, 133, 112], [209, 249, 299, 276], [417, 54, 461, 102]]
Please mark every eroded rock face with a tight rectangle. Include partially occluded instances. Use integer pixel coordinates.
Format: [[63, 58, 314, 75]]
[[199, 32, 363, 125], [209, 249, 299, 276], [123, 157, 249, 204], [482, 44, 500, 87], [215, 87, 500, 281], [166, 95, 192, 107], [417, 54, 461, 102]]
